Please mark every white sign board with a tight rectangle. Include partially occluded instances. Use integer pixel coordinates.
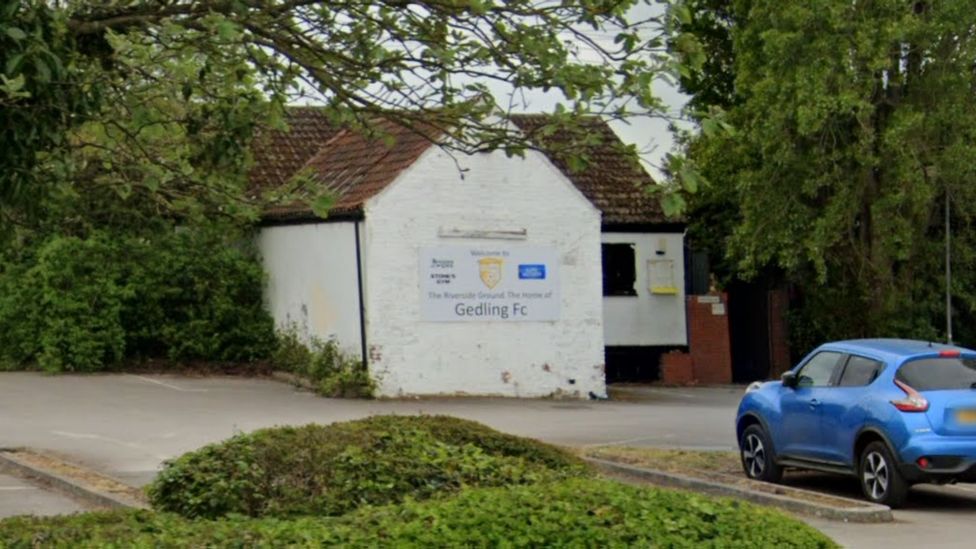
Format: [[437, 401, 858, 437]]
[[420, 246, 560, 321]]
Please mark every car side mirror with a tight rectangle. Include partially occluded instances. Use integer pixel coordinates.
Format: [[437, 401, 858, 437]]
[[781, 371, 798, 389]]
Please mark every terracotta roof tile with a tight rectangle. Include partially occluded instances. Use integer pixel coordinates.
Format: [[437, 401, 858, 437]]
[[248, 107, 343, 190], [303, 119, 437, 215], [510, 115, 668, 225]]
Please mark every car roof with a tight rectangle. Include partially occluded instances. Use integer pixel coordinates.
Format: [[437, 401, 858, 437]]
[[819, 338, 973, 364]]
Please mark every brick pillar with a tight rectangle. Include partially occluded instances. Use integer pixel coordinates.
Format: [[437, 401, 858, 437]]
[[768, 287, 792, 377], [687, 293, 732, 384]]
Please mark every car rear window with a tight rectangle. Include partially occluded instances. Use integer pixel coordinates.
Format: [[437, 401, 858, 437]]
[[896, 358, 976, 391], [838, 355, 884, 387]]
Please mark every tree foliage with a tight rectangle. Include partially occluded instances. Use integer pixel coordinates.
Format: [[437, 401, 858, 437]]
[[672, 0, 976, 347], [1, 0, 678, 225]]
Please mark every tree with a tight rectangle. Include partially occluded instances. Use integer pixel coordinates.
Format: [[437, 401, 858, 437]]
[[671, 0, 976, 347], [671, 0, 737, 117], [1, 0, 679, 228]]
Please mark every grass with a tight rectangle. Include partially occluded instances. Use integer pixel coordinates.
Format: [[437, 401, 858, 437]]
[[586, 447, 743, 475], [583, 446, 870, 509]]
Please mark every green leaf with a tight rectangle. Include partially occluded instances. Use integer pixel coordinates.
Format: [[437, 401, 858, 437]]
[[661, 193, 686, 218], [701, 118, 720, 138], [4, 27, 26, 41], [0, 74, 27, 97], [310, 193, 336, 219], [679, 164, 702, 194], [674, 4, 693, 26], [5, 53, 25, 75], [32, 57, 50, 82], [216, 20, 238, 40]]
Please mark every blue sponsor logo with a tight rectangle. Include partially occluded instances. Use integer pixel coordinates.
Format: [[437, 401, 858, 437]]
[[518, 264, 546, 280]]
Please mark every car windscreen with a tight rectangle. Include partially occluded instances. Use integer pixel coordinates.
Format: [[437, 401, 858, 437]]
[[896, 358, 976, 391]]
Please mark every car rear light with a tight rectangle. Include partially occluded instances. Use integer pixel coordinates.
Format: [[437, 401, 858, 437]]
[[891, 379, 929, 412], [939, 349, 961, 358], [917, 457, 931, 469]]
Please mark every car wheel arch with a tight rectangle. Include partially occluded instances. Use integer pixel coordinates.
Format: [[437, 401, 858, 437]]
[[737, 413, 777, 455], [854, 427, 897, 469]]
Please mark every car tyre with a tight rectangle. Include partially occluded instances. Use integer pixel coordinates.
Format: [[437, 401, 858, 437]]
[[740, 424, 783, 483], [858, 441, 908, 508]]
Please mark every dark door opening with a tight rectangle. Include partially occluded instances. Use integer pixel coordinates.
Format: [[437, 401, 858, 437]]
[[727, 280, 772, 383]]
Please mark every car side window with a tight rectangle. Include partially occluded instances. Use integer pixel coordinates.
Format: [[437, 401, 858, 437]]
[[796, 351, 843, 387], [838, 355, 884, 387]]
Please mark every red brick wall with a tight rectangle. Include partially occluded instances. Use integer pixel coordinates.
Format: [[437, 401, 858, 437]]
[[660, 351, 694, 385], [687, 293, 732, 384]]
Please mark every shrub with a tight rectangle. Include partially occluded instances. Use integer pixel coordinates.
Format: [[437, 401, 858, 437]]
[[122, 228, 276, 363], [0, 227, 276, 371], [273, 330, 374, 398], [0, 479, 838, 547], [147, 415, 589, 519], [0, 235, 128, 372]]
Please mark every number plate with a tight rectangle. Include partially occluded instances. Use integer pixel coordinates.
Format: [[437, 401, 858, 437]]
[[957, 410, 976, 424]]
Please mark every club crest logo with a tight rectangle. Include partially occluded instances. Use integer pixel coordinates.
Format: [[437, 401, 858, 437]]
[[478, 257, 503, 289]]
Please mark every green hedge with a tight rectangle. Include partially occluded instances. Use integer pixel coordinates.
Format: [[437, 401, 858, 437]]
[[148, 415, 589, 519], [0, 479, 837, 547], [0, 236, 127, 372], [0, 228, 275, 371]]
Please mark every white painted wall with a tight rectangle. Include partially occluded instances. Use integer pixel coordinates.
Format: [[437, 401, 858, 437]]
[[257, 222, 364, 356], [602, 232, 687, 346], [362, 147, 606, 399]]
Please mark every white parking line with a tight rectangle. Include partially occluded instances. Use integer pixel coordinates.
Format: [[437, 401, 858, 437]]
[[50, 430, 170, 460], [125, 375, 208, 392]]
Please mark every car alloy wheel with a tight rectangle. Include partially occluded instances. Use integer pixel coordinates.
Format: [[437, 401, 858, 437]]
[[743, 432, 767, 478], [858, 441, 908, 507], [862, 450, 889, 501], [739, 424, 782, 482]]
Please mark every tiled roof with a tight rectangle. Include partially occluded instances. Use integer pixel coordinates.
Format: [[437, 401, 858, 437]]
[[252, 108, 670, 225], [302, 119, 438, 215], [248, 107, 343, 190], [252, 109, 439, 221], [510, 115, 667, 225]]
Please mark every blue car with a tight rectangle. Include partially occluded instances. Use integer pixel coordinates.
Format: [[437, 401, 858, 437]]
[[736, 339, 976, 507]]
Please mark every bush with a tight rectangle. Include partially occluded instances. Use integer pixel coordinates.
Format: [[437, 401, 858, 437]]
[[0, 479, 838, 547], [0, 235, 127, 372], [0, 227, 276, 371], [122, 228, 276, 363], [273, 330, 374, 398], [147, 415, 589, 519]]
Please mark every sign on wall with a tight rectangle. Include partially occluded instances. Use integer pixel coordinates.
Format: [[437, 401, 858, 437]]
[[420, 246, 560, 321]]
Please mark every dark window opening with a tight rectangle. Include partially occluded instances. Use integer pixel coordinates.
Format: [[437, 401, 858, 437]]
[[602, 243, 637, 296]]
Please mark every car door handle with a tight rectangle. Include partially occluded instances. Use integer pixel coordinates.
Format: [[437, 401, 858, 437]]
[[809, 399, 821, 408]]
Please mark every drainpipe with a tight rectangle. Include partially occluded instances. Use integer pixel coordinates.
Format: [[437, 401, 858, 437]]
[[354, 221, 368, 367]]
